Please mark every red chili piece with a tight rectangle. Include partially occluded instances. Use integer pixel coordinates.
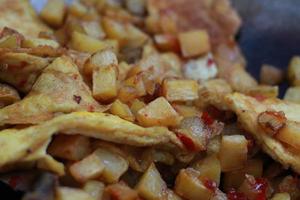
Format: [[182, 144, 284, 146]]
[[201, 111, 214, 125], [176, 133, 197, 152], [203, 179, 217, 192]]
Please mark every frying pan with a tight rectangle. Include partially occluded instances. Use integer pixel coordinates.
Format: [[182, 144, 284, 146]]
[[2, 0, 300, 199]]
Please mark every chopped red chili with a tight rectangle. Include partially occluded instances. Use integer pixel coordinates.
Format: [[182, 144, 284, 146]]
[[203, 179, 217, 192], [176, 133, 197, 152], [201, 111, 214, 125]]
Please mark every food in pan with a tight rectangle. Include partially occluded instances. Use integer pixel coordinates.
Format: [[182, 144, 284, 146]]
[[0, 0, 299, 199]]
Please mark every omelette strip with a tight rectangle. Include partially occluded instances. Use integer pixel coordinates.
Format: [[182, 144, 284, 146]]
[[0, 56, 107, 125], [0, 112, 180, 175], [226, 93, 300, 173]]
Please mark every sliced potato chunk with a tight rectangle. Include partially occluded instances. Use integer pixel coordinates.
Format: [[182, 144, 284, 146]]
[[130, 99, 146, 117], [219, 135, 248, 172], [172, 104, 200, 118], [48, 135, 91, 161], [110, 99, 135, 122], [271, 193, 291, 200], [260, 64, 283, 85], [276, 121, 300, 151], [105, 183, 139, 200], [94, 148, 128, 183], [40, 0, 66, 27], [174, 168, 213, 200], [162, 79, 199, 102], [246, 85, 279, 99], [56, 187, 93, 200], [0, 83, 20, 108], [22, 38, 59, 48], [0, 35, 21, 48], [137, 97, 182, 127], [136, 163, 167, 200], [288, 56, 300, 86], [178, 30, 210, 58], [70, 152, 105, 183], [83, 180, 105, 200], [284, 87, 300, 104]]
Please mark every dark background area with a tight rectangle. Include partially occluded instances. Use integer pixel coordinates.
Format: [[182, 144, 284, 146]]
[[231, 0, 300, 96]]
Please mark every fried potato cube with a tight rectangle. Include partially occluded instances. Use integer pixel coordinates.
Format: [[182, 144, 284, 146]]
[[48, 135, 91, 161], [178, 30, 211, 58], [0, 83, 20, 108], [70, 152, 105, 183], [22, 38, 59, 48], [130, 99, 146, 116], [223, 159, 263, 191], [276, 121, 300, 151], [118, 62, 132, 81], [162, 79, 199, 102], [137, 97, 182, 127], [110, 99, 135, 122], [40, 0, 66, 27], [288, 56, 300, 86], [83, 181, 105, 200], [284, 87, 300, 103], [56, 187, 93, 200], [172, 104, 200, 118], [93, 64, 118, 102], [124, 75, 146, 97], [219, 135, 248, 172], [70, 31, 117, 53], [69, 1, 88, 17], [260, 64, 283, 85], [136, 163, 167, 200], [166, 189, 183, 200], [154, 34, 180, 52], [246, 85, 279, 98], [271, 193, 291, 200], [105, 183, 139, 200], [0, 35, 21, 48], [95, 148, 128, 183], [192, 155, 221, 186], [174, 168, 213, 200]]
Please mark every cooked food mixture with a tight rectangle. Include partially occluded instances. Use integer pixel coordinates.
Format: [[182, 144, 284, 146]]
[[0, 0, 300, 199]]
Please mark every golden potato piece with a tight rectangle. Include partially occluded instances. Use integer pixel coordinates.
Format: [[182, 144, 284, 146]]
[[162, 79, 199, 102], [0, 83, 20, 108], [0, 112, 180, 175], [137, 97, 182, 127], [246, 85, 279, 99], [0, 56, 106, 125], [178, 30, 211, 58], [225, 93, 300, 173], [284, 87, 300, 104], [271, 193, 291, 200], [40, 0, 66, 27], [56, 187, 93, 200], [110, 99, 135, 122], [0, 0, 51, 37], [22, 38, 60, 48], [288, 56, 300, 86], [83, 181, 105, 200], [260, 64, 283, 85]]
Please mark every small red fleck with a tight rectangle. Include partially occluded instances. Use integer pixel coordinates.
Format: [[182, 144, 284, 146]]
[[207, 58, 214, 67], [253, 178, 268, 200], [88, 105, 95, 112], [252, 94, 267, 102], [8, 176, 21, 189], [227, 189, 248, 200], [203, 179, 217, 192], [176, 133, 197, 152], [73, 95, 82, 104], [73, 74, 79, 80], [201, 111, 214, 125]]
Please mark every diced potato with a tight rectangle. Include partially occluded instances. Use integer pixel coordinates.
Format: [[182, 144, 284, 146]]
[[137, 97, 182, 127], [56, 187, 93, 200], [284, 87, 300, 103], [125, 0, 146, 16], [70, 152, 105, 183], [48, 135, 91, 161], [69, 1, 88, 17], [271, 193, 291, 200], [94, 148, 128, 183], [102, 17, 148, 48], [110, 99, 135, 122], [207, 136, 222, 155], [124, 75, 146, 97], [105, 183, 139, 200], [0, 35, 21, 48], [118, 86, 138, 103], [172, 104, 200, 118], [81, 21, 106, 40], [70, 31, 117, 53], [166, 189, 182, 200], [162, 79, 199, 102], [84, 49, 118, 76], [288, 56, 300, 86], [192, 155, 221, 186], [83, 181, 105, 200], [130, 99, 146, 116], [93, 65, 117, 102], [174, 168, 213, 200], [229, 67, 258, 93], [22, 38, 59, 48], [118, 62, 132, 81], [219, 135, 248, 172], [260, 64, 283, 85], [154, 34, 180, 52], [276, 121, 300, 151], [0, 83, 20, 108], [246, 85, 279, 99], [136, 163, 167, 200], [223, 159, 263, 191], [40, 0, 66, 27], [178, 30, 211, 58]]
